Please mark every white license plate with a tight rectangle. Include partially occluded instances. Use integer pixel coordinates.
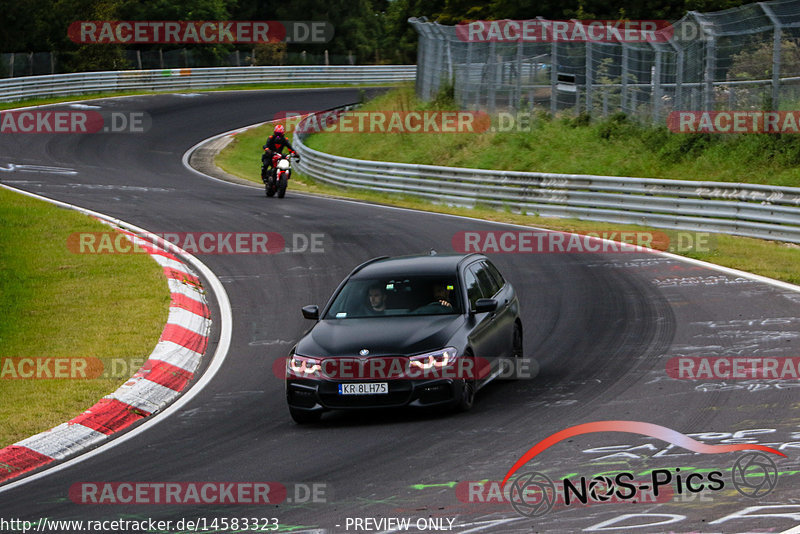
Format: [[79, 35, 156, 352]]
[[338, 382, 388, 395]]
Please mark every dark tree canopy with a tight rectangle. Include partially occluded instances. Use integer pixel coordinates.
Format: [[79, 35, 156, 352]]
[[0, 0, 755, 68]]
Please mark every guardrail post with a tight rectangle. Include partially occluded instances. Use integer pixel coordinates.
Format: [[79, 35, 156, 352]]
[[671, 41, 684, 112], [690, 12, 716, 112], [515, 38, 523, 111], [550, 41, 558, 115], [621, 44, 629, 114], [413, 19, 436, 101], [488, 41, 497, 113], [704, 35, 716, 112], [584, 29, 593, 115], [436, 23, 453, 83], [464, 40, 472, 109], [760, 2, 782, 111], [652, 47, 662, 123]]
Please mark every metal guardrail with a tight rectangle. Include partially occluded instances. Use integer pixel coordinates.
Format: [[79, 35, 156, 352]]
[[293, 108, 800, 244], [0, 65, 416, 102], [7, 69, 799, 244]]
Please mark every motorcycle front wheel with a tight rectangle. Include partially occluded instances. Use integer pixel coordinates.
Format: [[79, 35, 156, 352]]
[[277, 175, 288, 198]]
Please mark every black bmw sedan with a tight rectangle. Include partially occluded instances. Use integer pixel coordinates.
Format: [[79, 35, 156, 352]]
[[285, 252, 523, 423]]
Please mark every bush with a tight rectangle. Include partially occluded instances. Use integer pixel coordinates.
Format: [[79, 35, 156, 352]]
[[254, 43, 288, 66], [569, 111, 591, 127], [430, 78, 456, 109]]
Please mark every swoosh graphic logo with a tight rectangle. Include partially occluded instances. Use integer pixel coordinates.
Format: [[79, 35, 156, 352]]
[[501, 420, 785, 487]]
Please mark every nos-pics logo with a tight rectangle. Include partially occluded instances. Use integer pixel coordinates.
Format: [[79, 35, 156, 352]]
[[502, 421, 782, 518]]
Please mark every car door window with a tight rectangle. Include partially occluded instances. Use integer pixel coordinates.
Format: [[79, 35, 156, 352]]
[[463, 268, 484, 310], [484, 261, 506, 289], [470, 263, 500, 298]]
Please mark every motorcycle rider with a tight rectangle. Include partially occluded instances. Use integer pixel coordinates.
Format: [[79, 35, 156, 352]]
[[261, 124, 298, 183]]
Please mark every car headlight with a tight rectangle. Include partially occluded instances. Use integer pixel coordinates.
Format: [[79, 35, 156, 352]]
[[288, 354, 321, 376], [409, 347, 458, 370]]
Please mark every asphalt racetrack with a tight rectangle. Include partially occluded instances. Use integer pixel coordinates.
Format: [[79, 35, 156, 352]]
[[1, 88, 799, 533]]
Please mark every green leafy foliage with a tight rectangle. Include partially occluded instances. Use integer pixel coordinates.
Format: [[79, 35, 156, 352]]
[[0, 0, 760, 71]]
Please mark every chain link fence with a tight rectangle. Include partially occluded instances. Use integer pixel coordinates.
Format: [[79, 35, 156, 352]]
[[410, 0, 800, 123]]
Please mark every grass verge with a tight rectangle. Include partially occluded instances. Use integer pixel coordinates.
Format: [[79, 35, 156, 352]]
[[303, 85, 800, 187], [216, 86, 800, 285], [0, 188, 169, 447]]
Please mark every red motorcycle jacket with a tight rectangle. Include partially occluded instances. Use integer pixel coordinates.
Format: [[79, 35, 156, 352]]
[[263, 134, 295, 155]]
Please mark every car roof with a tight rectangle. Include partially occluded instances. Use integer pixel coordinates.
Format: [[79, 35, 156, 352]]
[[352, 253, 484, 278]]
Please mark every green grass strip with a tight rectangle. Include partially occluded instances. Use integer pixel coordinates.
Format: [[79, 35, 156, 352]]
[[0, 188, 169, 447]]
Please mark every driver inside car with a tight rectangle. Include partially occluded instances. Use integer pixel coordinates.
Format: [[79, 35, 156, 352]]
[[366, 284, 387, 314], [431, 282, 453, 308]]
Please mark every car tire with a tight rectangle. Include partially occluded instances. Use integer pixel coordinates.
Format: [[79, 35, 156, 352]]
[[289, 407, 322, 424], [455, 350, 476, 412], [455, 378, 476, 412], [508, 322, 523, 380]]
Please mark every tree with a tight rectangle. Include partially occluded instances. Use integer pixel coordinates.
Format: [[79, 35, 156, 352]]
[[728, 39, 800, 80], [275, 0, 380, 63]]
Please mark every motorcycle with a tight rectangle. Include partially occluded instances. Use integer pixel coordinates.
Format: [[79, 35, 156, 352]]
[[262, 152, 297, 198]]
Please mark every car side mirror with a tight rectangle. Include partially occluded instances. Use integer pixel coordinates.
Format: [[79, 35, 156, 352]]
[[301, 305, 319, 320], [474, 298, 498, 313]]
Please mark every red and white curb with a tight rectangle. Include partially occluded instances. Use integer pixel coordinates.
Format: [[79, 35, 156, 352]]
[[0, 185, 230, 487]]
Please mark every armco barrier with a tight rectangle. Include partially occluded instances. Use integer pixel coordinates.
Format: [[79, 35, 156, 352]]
[[7, 67, 800, 244], [292, 109, 800, 244], [0, 65, 416, 102]]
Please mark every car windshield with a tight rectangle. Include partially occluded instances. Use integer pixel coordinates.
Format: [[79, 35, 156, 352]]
[[324, 276, 462, 318]]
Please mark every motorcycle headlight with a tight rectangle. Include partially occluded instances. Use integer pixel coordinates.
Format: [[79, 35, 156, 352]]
[[409, 347, 458, 369], [288, 354, 321, 376]]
